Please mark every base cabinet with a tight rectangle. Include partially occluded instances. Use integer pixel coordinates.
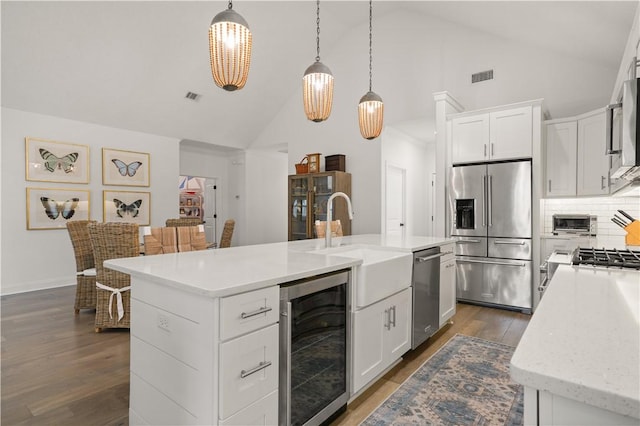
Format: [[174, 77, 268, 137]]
[[352, 287, 412, 394], [439, 243, 456, 327], [524, 387, 639, 426], [129, 280, 279, 426]]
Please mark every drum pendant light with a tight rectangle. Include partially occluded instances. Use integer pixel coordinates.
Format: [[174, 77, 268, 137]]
[[358, 0, 384, 139], [303, 0, 334, 122], [209, 1, 252, 91]]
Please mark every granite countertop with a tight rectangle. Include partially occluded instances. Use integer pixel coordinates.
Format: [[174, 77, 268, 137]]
[[510, 264, 640, 419], [105, 234, 453, 299]]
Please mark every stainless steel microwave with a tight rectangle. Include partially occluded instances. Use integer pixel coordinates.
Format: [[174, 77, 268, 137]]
[[606, 77, 640, 182]]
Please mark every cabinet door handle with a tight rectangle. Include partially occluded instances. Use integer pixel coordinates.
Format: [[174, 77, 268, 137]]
[[484, 144, 487, 157], [491, 143, 494, 156], [384, 309, 391, 330], [601, 176, 607, 190], [445, 263, 455, 269], [391, 305, 397, 328], [240, 361, 272, 378], [240, 306, 272, 319], [548, 179, 552, 193]]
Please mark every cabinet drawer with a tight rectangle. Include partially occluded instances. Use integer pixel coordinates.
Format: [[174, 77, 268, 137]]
[[220, 286, 279, 341], [439, 243, 455, 262], [219, 324, 279, 420], [220, 390, 278, 426]]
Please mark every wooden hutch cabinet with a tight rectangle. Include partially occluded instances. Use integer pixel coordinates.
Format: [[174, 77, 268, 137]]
[[288, 171, 352, 240]]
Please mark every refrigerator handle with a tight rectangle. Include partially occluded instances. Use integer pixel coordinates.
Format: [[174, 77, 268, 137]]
[[482, 175, 486, 227], [487, 175, 493, 227]]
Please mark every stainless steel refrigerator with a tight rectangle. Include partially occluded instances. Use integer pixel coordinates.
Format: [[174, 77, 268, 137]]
[[448, 160, 532, 312]]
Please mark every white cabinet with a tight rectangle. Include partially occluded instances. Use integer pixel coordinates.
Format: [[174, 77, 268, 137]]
[[128, 280, 279, 426], [490, 106, 533, 160], [352, 287, 411, 394], [545, 121, 577, 197], [545, 109, 609, 198], [452, 105, 532, 164], [525, 387, 639, 426], [451, 113, 489, 163], [439, 243, 456, 327], [577, 111, 609, 196]]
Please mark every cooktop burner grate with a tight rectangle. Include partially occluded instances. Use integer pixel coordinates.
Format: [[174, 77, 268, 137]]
[[573, 247, 640, 270]]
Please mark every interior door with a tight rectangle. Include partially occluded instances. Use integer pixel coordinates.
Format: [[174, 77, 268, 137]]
[[385, 164, 405, 237], [203, 179, 217, 244]]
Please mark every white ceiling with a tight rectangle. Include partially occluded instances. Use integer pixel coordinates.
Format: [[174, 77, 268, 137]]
[[2, 1, 638, 148]]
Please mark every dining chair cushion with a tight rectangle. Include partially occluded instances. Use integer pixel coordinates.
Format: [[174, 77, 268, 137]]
[[77, 268, 97, 277], [143, 227, 178, 255]]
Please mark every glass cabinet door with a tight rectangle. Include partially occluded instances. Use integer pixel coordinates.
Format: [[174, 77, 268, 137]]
[[290, 176, 310, 240], [312, 175, 334, 237]]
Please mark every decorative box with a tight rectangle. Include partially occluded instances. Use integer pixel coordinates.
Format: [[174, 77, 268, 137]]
[[325, 154, 346, 172]]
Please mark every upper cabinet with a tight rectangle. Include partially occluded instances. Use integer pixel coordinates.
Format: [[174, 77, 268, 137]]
[[544, 109, 609, 198], [545, 121, 577, 197], [452, 105, 532, 164], [577, 111, 609, 196]]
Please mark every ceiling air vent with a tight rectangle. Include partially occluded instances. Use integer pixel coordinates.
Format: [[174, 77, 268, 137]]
[[185, 91, 200, 101], [471, 70, 494, 83]]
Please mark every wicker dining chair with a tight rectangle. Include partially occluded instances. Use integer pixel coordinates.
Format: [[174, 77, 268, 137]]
[[175, 225, 208, 252], [218, 219, 235, 248], [66, 220, 97, 314], [88, 222, 139, 333], [142, 226, 178, 255], [165, 217, 203, 227], [315, 220, 343, 238]]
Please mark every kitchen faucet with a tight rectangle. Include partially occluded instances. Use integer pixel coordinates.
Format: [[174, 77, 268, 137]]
[[326, 192, 354, 248]]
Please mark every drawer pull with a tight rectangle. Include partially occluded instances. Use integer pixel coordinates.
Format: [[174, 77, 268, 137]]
[[240, 361, 272, 378], [240, 306, 272, 319], [493, 240, 526, 245]]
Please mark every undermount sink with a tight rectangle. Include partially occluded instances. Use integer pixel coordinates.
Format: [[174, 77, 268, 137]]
[[314, 245, 413, 308]]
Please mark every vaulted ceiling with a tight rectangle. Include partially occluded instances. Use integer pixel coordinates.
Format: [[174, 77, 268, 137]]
[[2, 1, 637, 148]]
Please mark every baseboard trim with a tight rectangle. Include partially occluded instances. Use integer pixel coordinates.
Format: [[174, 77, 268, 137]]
[[1, 278, 75, 296]]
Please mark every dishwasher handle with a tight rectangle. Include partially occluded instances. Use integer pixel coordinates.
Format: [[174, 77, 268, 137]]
[[415, 252, 445, 263]]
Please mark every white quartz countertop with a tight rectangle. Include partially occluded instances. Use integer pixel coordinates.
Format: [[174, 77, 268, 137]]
[[510, 265, 640, 419], [105, 234, 453, 298]]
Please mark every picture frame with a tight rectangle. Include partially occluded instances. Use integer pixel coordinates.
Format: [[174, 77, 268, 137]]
[[25, 137, 90, 184], [103, 190, 150, 226], [26, 187, 90, 230], [102, 148, 150, 187]]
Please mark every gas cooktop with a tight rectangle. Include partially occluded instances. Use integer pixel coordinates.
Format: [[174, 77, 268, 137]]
[[573, 247, 640, 270]]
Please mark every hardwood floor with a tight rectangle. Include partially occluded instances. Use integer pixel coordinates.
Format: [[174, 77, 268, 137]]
[[1, 285, 530, 426]]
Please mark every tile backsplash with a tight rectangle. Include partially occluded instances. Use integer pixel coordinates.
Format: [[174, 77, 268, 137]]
[[541, 196, 640, 249]]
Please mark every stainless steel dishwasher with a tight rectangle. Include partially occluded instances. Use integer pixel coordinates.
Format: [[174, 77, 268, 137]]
[[411, 247, 443, 349]]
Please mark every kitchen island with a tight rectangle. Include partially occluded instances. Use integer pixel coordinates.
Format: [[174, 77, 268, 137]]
[[510, 264, 640, 425], [106, 234, 452, 426]]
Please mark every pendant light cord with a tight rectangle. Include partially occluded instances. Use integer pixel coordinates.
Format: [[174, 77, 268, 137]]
[[316, 0, 321, 62], [228, 0, 232, 10], [368, 0, 373, 92]]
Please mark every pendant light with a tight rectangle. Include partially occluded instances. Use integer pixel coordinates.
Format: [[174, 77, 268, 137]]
[[209, 1, 252, 91], [358, 0, 384, 140], [303, 0, 334, 122]]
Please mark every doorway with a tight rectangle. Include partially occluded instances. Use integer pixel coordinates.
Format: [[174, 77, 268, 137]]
[[385, 163, 406, 237], [179, 175, 218, 244]]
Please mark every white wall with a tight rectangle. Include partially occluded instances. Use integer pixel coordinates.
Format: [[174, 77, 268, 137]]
[[381, 126, 433, 237], [244, 149, 288, 245], [1, 107, 180, 295]]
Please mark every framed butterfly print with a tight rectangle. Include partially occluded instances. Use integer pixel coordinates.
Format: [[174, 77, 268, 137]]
[[102, 148, 150, 187], [26, 187, 90, 230], [103, 190, 150, 226], [25, 137, 90, 184]]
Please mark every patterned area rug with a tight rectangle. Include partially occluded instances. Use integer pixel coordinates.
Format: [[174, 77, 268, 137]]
[[361, 334, 523, 426]]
